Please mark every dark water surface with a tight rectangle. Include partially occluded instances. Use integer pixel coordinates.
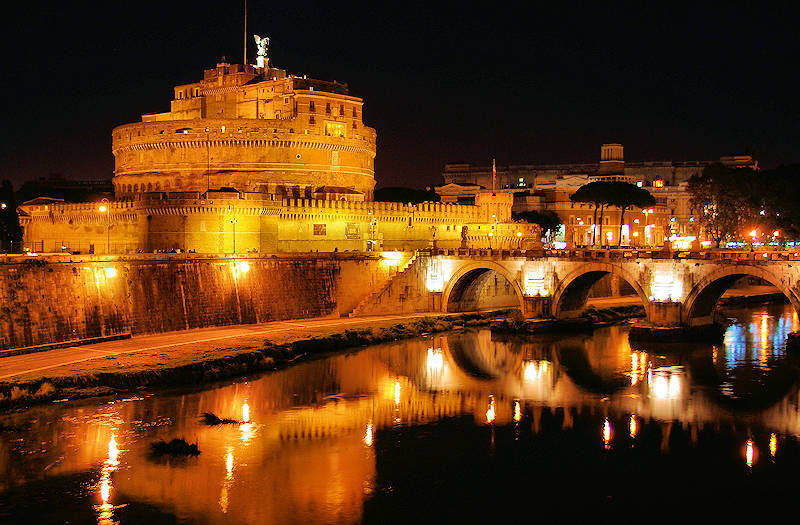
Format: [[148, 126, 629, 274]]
[[2, 304, 800, 524]]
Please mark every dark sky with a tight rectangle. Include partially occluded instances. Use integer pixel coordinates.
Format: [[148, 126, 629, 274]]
[[1, 2, 798, 189]]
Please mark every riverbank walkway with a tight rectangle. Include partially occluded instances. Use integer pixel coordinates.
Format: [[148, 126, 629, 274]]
[[0, 285, 781, 386]]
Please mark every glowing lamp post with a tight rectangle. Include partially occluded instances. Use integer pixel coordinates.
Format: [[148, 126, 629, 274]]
[[488, 231, 494, 250], [98, 199, 110, 254], [516, 231, 522, 250]]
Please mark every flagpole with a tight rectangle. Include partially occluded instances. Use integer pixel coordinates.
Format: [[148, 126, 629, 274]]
[[492, 158, 496, 194]]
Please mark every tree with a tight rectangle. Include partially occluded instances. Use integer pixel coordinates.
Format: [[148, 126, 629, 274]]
[[605, 182, 655, 246], [570, 181, 617, 246], [513, 210, 563, 242], [688, 164, 758, 247]]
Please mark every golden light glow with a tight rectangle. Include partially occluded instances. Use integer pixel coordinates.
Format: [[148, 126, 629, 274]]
[[394, 381, 401, 406], [629, 415, 637, 438], [746, 439, 755, 467], [603, 418, 612, 449], [426, 347, 444, 376], [770, 433, 777, 458], [364, 421, 374, 447], [226, 450, 234, 478], [242, 401, 250, 423], [98, 205, 108, 213], [96, 433, 121, 524], [513, 400, 522, 422], [104, 267, 117, 279], [486, 395, 496, 424]]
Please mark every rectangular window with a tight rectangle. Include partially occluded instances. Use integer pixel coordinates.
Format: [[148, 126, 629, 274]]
[[325, 121, 346, 137], [339, 104, 345, 115], [309, 101, 315, 112], [309, 116, 315, 125], [326, 103, 331, 114], [653, 180, 664, 188], [313, 224, 326, 236], [352, 107, 357, 118]]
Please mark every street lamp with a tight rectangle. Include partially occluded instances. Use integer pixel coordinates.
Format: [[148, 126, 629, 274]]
[[516, 231, 522, 250], [231, 218, 238, 253], [488, 231, 494, 250], [98, 199, 110, 253], [642, 208, 654, 246]]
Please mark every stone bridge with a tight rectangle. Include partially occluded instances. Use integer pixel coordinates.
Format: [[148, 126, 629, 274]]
[[355, 248, 800, 327]]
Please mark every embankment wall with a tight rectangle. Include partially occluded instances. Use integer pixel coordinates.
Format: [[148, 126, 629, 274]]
[[0, 253, 406, 351]]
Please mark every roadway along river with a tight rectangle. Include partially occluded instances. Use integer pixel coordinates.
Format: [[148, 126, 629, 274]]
[[1, 303, 799, 523]]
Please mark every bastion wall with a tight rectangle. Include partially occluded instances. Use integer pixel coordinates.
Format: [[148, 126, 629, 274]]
[[0, 253, 409, 351]]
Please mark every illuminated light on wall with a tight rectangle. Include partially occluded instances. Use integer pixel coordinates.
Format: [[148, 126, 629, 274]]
[[621, 224, 630, 239], [426, 347, 444, 376], [104, 267, 118, 279], [237, 261, 250, 274], [524, 270, 548, 297], [426, 259, 443, 292], [603, 418, 612, 449], [380, 251, 403, 266], [670, 236, 697, 250], [486, 395, 496, 424], [649, 272, 682, 302]]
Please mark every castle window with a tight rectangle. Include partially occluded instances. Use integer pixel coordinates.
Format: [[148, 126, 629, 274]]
[[339, 104, 344, 116], [325, 122, 346, 137], [353, 107, 357, 118], [326, 103, 331, 114], [309, 116, 315, 125], [653, 179, 664, 188], [309, 101, 315, 112]]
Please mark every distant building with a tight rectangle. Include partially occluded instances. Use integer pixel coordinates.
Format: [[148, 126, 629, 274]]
[[437, 144, 757, 247]]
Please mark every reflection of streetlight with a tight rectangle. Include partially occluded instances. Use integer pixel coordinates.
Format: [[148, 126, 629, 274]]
[[98, 199, 110, 253]]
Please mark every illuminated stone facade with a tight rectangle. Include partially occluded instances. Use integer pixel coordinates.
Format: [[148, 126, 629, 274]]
[[18, 56, 538, 254], [113, 62, 376, 200]]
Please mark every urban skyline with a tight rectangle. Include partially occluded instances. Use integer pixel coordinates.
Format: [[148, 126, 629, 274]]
[[2, 2, 798, 189]]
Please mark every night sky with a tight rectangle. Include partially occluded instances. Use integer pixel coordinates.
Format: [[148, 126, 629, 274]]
[[2, 2, 798, 189]]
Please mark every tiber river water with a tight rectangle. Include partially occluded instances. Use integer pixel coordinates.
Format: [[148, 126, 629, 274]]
[[2, 304, 800, 524]]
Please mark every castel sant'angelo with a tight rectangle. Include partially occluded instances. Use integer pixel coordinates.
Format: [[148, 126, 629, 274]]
[[18, 38, 538, 254]]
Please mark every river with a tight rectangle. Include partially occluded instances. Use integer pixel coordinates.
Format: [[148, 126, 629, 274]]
[[2, 303, 800, 524]]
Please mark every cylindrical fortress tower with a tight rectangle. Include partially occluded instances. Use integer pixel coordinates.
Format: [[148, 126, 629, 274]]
[[112, 62, 376, 200]]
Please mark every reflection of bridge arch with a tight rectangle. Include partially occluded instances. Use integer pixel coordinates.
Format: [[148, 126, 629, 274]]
[[552, 262, 649, 318], [683, 265, 800, 326], [442, 261, 524, 313]]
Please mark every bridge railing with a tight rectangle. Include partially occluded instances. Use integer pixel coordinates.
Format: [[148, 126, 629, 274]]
[[423, 247, 800, 262]]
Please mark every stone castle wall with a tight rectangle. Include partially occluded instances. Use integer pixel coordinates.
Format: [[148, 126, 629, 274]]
[[0, 253, 408, 351]]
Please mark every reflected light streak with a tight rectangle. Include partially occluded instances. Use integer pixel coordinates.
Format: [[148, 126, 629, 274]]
[[513, 400, 521, 423], [426, 348, 444, 376], [95, 433, 121, 525], [242, 401, 250, 423], [240, 401, 253, 441], [394, 381, 401, 407], [770, 433, 777, 458], [364, 421, 374, 447], [486, 395, 496, 424], [629, 415, 638, 439], [746, 439, 755, 467], [603, 418, 612, 449]]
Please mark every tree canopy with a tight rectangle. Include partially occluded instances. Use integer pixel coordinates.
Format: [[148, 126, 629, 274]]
[[570, 181, 654, 246]]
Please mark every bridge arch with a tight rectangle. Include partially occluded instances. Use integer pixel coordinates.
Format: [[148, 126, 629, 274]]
[[683, 264, 800, 326], [442, 261, 524, 313], [552, 262, 649, 318]]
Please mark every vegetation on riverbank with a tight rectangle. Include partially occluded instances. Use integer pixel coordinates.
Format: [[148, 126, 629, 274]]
[[490, 305, 646, 334]]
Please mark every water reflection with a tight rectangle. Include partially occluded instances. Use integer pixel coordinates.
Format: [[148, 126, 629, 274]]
[[1, 304, 800, 523]]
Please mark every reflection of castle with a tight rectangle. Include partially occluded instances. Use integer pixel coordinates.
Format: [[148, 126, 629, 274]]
[[18, 47, 538, 254]]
